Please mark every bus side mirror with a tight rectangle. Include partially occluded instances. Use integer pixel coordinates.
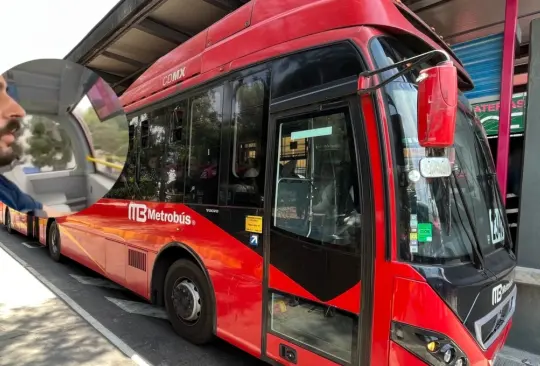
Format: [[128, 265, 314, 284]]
[[416, 62, 458, 148]]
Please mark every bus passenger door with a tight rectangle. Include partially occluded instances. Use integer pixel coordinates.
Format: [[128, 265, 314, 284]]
[[262, 99, 370, 366]]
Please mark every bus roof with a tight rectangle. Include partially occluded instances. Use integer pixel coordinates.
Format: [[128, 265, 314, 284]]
[[120, 0, 474, 111]]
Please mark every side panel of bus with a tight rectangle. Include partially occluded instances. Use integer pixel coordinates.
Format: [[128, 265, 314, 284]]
[[55, 28, 374, 362], [2, 206, 29, 236]]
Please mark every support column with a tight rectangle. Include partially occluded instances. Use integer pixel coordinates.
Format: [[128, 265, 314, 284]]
[[517, 18, 540, 268], [496, 0, 519, 203]]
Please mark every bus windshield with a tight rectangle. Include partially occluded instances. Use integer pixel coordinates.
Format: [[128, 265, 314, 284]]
[[370, 36, 511, 264]]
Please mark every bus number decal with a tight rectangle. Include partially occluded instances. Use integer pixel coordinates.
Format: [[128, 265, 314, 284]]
[[128, 202, 194, 225], [489, 208, 505, 245]]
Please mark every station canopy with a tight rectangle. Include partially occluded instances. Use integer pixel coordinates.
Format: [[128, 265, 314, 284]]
[[65, 0, 540, 97], [5, 60, 96, 116]]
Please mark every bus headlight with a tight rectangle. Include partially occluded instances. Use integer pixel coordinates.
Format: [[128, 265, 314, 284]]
[[442, 345, 455, 363], [391, 321, 468, 366]]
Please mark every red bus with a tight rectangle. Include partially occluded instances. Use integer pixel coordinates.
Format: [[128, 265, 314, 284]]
[[3, 0, 517, 365]]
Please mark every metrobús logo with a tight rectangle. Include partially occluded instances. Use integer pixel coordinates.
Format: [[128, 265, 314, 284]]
[[128, 202, 195, 225]]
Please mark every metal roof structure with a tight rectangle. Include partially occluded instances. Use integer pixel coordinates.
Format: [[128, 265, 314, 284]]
[[65, 0, 250, 96], [65, 0, 540, 96], [5, 59, 96, 116]]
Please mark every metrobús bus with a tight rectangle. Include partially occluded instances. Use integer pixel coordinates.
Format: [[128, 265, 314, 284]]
[[3, 0, 517, 365]]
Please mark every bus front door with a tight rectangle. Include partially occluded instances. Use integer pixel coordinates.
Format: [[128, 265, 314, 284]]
[[262, 98, 369, 366]]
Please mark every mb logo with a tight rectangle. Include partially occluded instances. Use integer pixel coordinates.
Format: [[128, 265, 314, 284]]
[[491, 281, 513, 306], [128, 202, 147, 223]]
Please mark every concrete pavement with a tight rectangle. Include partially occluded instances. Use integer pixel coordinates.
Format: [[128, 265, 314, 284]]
[[0, 230, 262, 366], [0, 245, 136, 366], [497, 346, 540, 366]]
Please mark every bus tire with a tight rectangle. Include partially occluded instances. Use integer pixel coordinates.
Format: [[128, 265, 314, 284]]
[[164, 259, 214, 345], [5, 210, 12, 234], [48, 221, 62, 262]]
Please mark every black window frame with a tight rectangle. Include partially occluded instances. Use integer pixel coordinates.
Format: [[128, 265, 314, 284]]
[[269, 104, 363, 256], [227, 69, 270, 208], [183, 84, 225, 206]]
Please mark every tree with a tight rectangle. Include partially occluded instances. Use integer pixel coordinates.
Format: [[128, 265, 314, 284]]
[[80, 108, 130, 163], [25, 116, 72, 171]]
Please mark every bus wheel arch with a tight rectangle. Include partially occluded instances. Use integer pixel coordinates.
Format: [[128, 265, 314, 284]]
[[151, 242, 217, 335]]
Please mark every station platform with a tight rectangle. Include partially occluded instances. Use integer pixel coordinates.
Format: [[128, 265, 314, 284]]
[[0, 246, 136, 366]]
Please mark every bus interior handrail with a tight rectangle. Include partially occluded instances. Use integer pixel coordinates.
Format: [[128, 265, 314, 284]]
[[86, 156, 124, 171]]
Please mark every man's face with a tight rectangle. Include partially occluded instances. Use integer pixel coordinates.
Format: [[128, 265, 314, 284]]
[[0, 75, 25, 166]]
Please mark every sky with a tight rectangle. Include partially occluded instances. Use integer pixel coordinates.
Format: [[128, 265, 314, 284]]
[[0, 0, 121, 72], [1, 0, 122, 110]]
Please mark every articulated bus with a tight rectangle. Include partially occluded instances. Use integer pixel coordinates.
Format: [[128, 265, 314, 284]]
[[3, 0, 517, 365]]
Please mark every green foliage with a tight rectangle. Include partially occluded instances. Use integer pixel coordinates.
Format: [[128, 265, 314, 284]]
[[25, 116, 73, 170], [81, 109, 129, 162]]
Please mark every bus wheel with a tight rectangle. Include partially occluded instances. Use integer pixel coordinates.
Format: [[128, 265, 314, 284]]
[[48, 221, 62, 262], [164, 259, 214, 345], [5, 210, 12, 234]]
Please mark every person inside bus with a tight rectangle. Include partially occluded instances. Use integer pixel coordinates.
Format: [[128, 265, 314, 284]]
[[197, 155, 219, 204], [0, 75, 68, 217], [244, 157, 259, 178], [312, 157, 360, 242]]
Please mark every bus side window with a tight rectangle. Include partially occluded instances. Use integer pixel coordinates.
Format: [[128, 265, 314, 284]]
[[106, 116, 140, 199], [140, 116, 150, 148], [165, 99, 189, 203], [185, 86, 224, 205], [271, 43, 362, 99], [138, 109, 169, 201], [229, 71, 268, 207]]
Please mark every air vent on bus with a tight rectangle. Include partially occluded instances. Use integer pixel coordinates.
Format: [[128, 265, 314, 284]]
[[128, 249, 147, 272]]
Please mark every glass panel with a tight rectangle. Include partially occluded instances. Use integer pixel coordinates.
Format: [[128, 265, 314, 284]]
[[370, 36, 510, 264], [271, 43, 362, 99], [139, 109, 168, 201], [185, 86, 223, 205], [106, 116, 139, 199], [165, 100, 189, 203], [72, 95, 128, 180], [269, 292, 355, 363], [272, 109, 361, 251], [229, 75, 266, 207]]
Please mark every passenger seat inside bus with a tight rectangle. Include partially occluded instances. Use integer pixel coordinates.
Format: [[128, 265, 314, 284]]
[[3, 165, 72, 213]]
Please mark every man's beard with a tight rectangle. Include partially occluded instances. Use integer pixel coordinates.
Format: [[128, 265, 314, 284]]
[[0, 119, 21, 167]]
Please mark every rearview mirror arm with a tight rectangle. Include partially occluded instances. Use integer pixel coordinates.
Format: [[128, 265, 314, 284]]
[[357, 49, 451, 95]]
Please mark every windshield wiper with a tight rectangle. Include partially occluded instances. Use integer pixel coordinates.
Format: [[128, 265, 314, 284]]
[[450, 170, 486, 270]]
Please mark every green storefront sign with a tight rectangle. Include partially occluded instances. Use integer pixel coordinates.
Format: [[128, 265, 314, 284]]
[[472, 93, 527, 136]]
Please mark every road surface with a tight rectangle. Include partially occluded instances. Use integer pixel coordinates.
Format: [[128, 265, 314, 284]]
[[0, 228, 263, 366]]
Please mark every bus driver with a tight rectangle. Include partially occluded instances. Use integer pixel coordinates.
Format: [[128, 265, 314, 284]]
[[0, 74, 65, 217]]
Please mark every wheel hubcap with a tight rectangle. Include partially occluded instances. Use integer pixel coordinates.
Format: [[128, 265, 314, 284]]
[[172, 279, 201, 323]]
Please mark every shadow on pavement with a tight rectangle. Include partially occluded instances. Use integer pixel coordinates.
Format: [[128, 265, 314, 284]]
[[0, 298, 134, 366]]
